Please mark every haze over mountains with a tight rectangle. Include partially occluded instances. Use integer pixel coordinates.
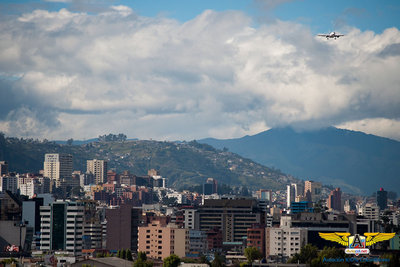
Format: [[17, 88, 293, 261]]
[[200, 127, 400, 195]]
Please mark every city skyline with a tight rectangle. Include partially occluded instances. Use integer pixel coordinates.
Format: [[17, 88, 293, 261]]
[[0, 1, 399, 141]]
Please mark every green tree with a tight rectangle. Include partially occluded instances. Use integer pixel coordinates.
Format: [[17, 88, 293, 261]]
[[211, 253, 225, 267], [288, 244, 318, 264], [134, 252, 153, 267], [117, 249, 121, 258], [163, 254, 181, 267], [244, 247, 262, 264], [126, 249, 133, 261], [122, 249, 127, 259]]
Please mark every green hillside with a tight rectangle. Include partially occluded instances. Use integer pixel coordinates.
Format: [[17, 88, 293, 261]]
[[0, 133, 298, 190]]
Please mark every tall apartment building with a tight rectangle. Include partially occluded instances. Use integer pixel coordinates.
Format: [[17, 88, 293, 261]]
[[0, 175, 18, 194], [43, 154, 73, 187], [247, 224, 266, 257], [183, 208, 197, 230], [327, 188, 342, 212], [188, 230, 207, 256], [0, 161, 8, 176], [377, 188, 388, 211], [197, 198, 262, 243], [203, 178, 218, 195], [304, 180, 322, 202], [40, 201, 84, 256], [361, 203, 380, 221], [106, 205, 142, 252], [86, 159, 107, 185], [266, 223, 307, 260], [286, 184, 297, 209], [138, 220, 189, 260]]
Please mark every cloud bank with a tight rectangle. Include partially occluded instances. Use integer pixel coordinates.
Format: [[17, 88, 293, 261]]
[[0, 7, 399, 140]]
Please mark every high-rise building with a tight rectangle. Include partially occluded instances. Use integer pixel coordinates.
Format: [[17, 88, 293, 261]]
[[39, 201, 84, 256], [265, 218, 308, 260], [0, 175, 18, 194], [43, 154, 73, 188], [105, 204, 142, 252], [138, 220, 189, 260], [304, 180, 322, 202], [361, 203, 380, 221], [286, 184, 297, 209], [197, 198, 262, 243], [203, 178, 218, 195], [86, 159, 108, 185], [327, 188, 342, 212], [247, 224, 266, 257], [0, 161, 8, 176], [377, 188, 388, 211]]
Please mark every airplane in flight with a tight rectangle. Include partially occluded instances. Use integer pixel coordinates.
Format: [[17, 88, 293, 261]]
[[317, 32, 345, 39]]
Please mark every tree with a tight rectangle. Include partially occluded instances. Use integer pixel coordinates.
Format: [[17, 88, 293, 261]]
[[310, 246, 347, 267], [288, 244, 318, 264], [67, 138, 73, 145], [117, 250, 121, 258], [244, 247, 262, 264], [163, 254, 181, 267], [211, 253, 225, 267], [126, 249, 133, 261], [121, 249, 127, 259], [134, 252, 153, 267]]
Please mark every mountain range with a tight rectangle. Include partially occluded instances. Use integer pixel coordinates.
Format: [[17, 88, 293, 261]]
[[0, 133, 297, 191], [200, 127, 400, 195]]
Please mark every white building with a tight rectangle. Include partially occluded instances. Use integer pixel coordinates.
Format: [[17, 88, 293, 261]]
[[166, 192, 187, 204], [86, 159, 107, 185], [266, 216, 308, 260], [361, 203, 380, 221], [43, 153, 73, 187], [184, 209, 197, 230], [40, 201, 84, 256], [286, 183, 298, 209]]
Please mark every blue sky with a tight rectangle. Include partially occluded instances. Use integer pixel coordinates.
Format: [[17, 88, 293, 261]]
[[2, 0, 399, 33], [0, 0, 400, 141]]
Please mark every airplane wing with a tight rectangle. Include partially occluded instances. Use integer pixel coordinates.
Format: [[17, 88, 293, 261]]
[[317, 34, 328, 37]]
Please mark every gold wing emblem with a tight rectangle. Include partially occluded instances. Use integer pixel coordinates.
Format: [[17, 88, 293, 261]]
[[319, 232, 351, 246], [364, 232, 395, 246]]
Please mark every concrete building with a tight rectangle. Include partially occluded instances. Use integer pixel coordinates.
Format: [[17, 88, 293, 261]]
[[87, 159, 108, 185], [377, 188, 388, 211], [184, 208, 197, 230], [361, 203, 380, 221], [286, 184, 297, 209], [0, 175, 18, 194], [0, 161, 8, 176], [188, 230, 207, 257], [289, 213, 355, 249], [105, 204, 142, 252], [256, 189, 272, 212], [39, 201, 84, 256], [247, 224, 265, 257], [203, 178, 217, 195], [304, 180, 321, 202], [327, 188, 342, 212], [138, 220, 189, 260], [43, 153, 73, 188], [265, 222, 307, 260], [197, 198, 263, 243]]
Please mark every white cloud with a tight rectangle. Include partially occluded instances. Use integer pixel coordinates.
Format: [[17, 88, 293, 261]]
[[0, 8, 399, 141]]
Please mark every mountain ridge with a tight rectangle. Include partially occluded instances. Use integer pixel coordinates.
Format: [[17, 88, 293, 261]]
[[200, 127, 400, 195]]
